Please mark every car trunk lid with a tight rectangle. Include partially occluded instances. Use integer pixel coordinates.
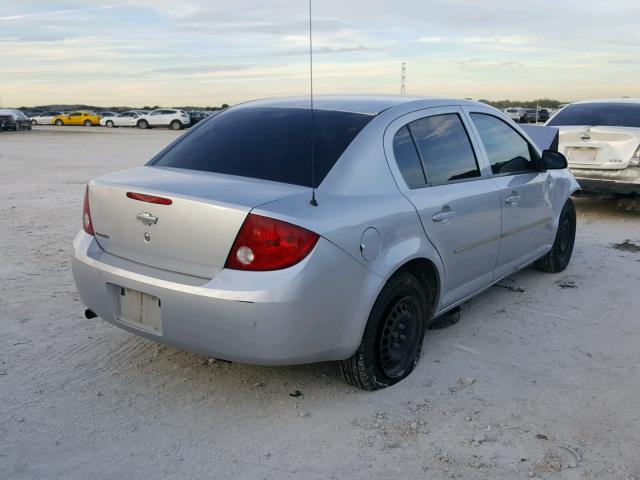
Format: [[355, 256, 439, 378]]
[[559, 126, 640, 169], [89, 166, 307, 278]]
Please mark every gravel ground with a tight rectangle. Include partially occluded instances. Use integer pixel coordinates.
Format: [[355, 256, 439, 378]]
[[1, 126, 639, 480]]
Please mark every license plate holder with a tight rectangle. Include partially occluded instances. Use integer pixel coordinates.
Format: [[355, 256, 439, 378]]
[[566, 147, 598, 164], [117, 287, 162, 334]]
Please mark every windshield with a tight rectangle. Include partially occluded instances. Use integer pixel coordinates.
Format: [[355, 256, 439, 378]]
[[149, 107, 375, 187], [548, 102, 640, 128]]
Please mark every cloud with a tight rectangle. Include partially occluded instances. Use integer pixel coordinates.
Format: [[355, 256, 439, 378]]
[[142, 64, 260, 76], [0, 5, 115, 22]]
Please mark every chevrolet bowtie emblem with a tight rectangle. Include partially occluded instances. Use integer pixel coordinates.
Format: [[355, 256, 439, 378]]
[[136, 212, 158, 226]]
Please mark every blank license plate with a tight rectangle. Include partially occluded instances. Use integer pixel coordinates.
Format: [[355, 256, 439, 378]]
[[118, 287, 162, 334], [566, 147, 599, 164]]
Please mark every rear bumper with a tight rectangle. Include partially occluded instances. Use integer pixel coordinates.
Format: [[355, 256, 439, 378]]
[[72, 231, 381, 365], [571, 167, 640, 195]]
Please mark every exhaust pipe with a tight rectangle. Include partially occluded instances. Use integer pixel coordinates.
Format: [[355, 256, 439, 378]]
[[84, 309, 97, 319]]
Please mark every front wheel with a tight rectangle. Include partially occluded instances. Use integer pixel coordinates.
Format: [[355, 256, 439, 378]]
[[31, 119, 37, 126], [55, 119, 63, 126], [341, 272, 428, 390], [83, 120, 92, 127], [535, 198, 576, 273], [137, 119, 149, 129], [106, 120, 114, 128]]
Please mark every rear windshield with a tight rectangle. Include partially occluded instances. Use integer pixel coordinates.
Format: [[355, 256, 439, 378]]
[[149, 107, 374, 187], [548, 102, 640, 128]]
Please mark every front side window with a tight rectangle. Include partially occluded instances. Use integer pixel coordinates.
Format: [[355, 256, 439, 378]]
[[470, 113, 537, 175], [409, 114, 480, 184], [393, 126, 426, 188]]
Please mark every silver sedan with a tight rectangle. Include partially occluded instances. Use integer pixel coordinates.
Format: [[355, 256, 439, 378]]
[[72, 95, 579, 389]]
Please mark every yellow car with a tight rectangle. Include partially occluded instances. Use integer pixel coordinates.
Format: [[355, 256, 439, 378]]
[[52, 111, 100, 127]]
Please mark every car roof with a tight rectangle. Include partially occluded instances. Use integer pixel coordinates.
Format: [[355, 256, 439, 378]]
[[571, 98, 640, 105], [233, 94, 481, 115]]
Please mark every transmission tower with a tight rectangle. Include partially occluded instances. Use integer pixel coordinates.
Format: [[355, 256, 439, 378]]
[[400, 62, 406, 96]]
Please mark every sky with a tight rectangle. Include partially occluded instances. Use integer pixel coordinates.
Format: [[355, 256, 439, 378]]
[[1, 0, 639, 107]]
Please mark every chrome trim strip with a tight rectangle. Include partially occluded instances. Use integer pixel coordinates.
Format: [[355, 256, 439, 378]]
[[501, 217, 551, 239], [454, 234, 500, 254], [454, 217, 551, 254]]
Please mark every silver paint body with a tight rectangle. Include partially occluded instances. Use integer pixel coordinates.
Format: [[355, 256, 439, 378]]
[[72, 96, 579, 365]]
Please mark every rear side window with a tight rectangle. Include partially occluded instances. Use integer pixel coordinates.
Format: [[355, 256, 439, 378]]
[[547, 102, 640, 128], [409, 114, 480, 184], [470, 113, 537, 175], [150, 107, 374, 187], [393, 126, 426, 188]]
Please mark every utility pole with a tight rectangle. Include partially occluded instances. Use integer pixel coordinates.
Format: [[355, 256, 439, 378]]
[[400, 62, 406, 96]]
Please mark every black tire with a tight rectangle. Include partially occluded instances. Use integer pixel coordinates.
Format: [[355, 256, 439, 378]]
[[106, 120, 114, 128], [341, 272, 429, 390], [170, 120, 183, 130], [55, 119, 63, 126], [535, 198, 576, 273], [137, 119, 148, 129]]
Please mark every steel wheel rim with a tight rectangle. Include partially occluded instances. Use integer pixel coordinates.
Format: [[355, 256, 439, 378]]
[[558, 216, 572, 254], [378, 295, 420, 378]]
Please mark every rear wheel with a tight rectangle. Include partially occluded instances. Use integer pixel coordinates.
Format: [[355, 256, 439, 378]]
[[535, 198, 576, 273], [31, 119, 37, 126], [341, 272, 428, 390], [55, 119, 63, 126], [137, 119, 149, 129], [170, 120, 183, 130]]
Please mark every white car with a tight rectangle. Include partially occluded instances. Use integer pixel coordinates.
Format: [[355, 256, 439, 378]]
[[547, 98, 640, 195], [100, 111, 143, 128], [30, 111, 63, 125], [136, 109, 191, 130], [504, 107, 526, 123]]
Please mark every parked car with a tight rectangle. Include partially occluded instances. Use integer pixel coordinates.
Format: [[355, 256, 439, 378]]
[[188, 110, 209, 127], [100, 111, 143, 128], [504, 107, 527, 123], [52, 111, 100, 126], [30, 111, 63, 125], [136, 109, 190, 130], [97, 111, 118, 119], [547, 98, 640, 195], [524, 109, 538, 123], [72, 95, 578, 390], [537, 109, 550, 123], [0, 109, 32, 130]]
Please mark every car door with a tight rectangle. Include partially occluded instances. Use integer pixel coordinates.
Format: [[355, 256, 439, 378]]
[[148, 110, 164, 126], [463, 107, 555, 279], [114, 113, 128, 126], [68, 112, 81, 125], [385, 107, 502, 308]]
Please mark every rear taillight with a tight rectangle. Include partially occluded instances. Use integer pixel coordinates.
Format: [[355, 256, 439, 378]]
[[631, 145, 640, 167], [83, 186, 94, 236], [225, 214, 319, 271]]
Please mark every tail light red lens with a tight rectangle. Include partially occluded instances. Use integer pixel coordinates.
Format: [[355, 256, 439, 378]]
[[225, 214, 319, 271], [83, 186, 94, 236]]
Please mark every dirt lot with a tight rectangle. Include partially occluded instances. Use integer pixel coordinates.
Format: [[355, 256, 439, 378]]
[[1, 126, 639, 480]]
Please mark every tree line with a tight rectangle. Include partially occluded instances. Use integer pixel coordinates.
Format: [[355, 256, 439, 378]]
[[477, 98, 566, 109]]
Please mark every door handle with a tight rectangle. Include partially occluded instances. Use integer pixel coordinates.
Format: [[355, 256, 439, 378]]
[[432, 206, 456, 224], [505, 192, 520, 207]]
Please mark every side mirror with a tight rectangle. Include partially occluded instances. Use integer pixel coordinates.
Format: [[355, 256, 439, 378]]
[[541, 150, 568, 170]]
